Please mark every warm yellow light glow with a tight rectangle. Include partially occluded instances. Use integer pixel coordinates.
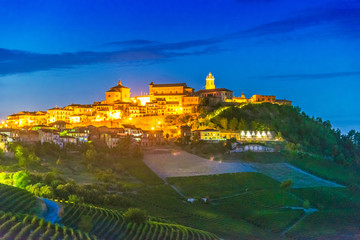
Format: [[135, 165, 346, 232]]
[[129, 117, 132, 121], [158, 121, 161, 124], [151, 127, 155, 130]]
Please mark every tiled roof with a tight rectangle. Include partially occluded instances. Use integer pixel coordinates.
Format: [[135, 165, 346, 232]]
[[195, 88, 233, 94], [150, 82, 188, 87]]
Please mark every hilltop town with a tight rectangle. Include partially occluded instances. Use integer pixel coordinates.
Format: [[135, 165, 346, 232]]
[[0, 73, 291, 152]]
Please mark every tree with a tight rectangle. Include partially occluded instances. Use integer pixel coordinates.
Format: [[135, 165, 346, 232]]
[[237, 119, 248, 130], [124, 208, 148, 224], [220, 118, 228, 130], [13, 171, 31, 189], [229, 117, 238, 131], [85, 149, 97, 163], [280, 179, 293, 190], [69, 194, 82, 203], [56, 157, 62, 166]]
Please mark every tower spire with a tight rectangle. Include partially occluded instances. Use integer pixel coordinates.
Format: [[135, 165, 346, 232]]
[[205, 72, 215, 90]]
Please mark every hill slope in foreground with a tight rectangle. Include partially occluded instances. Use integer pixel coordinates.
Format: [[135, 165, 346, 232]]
[[0, 183, 219, 240]]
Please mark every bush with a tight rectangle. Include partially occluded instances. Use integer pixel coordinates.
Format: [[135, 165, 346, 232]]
[[124, 208, 148, 224], [13, 171, 31, 189], [303, 199, 310, 209], [68, 194, 82, 203], [280, 179, 293, 190]]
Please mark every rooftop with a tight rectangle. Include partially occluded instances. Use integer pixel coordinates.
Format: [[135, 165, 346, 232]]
[[149, 82, 188, 88], [196, 88, 233, 94]]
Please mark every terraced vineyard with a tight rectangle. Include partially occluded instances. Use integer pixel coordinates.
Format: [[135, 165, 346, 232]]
[[0, 210, 98, 240], [62, 203, 219, 240], [0, 183, 38, 215]]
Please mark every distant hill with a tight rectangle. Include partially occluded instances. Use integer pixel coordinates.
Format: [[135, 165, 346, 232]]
[[205, 103, 360, 165]]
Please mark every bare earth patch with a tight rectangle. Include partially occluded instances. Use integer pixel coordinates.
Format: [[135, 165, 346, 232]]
[[143, 148, 256, 179], [143, 147, 343, 188]]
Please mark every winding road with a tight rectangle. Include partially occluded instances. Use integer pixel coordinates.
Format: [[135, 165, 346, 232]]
[[39, 198, 62, 224]]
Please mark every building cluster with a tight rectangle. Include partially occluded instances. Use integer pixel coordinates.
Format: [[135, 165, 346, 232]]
[[185, 127, 276, 143], [2, 73, 291, 129], [0, 123, 165, 152]]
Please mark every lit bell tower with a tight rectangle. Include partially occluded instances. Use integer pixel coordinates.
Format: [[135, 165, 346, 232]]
[[205, 72, 215, 90]]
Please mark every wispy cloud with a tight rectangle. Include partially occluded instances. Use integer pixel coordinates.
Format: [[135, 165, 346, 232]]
[[0, 42, 222, 75], [227, 8, 360, 39], [103, 39, 159, 47], [252, 71, 360, 80]]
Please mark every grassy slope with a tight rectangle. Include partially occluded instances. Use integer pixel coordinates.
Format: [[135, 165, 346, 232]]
[[130, 184, 279, 240], [166, 173, 305, 237], [229, 152, 360, 239]]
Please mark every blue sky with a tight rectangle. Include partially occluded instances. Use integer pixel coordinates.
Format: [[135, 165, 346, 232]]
[[0, 0, 359, 132]]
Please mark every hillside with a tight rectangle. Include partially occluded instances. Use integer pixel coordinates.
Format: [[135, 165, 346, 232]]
[[0, 183, 219, 240], [204, 103, 360, 165]]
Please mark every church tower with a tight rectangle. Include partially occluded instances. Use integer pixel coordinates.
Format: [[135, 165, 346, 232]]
[[205, 72, 215, 90]]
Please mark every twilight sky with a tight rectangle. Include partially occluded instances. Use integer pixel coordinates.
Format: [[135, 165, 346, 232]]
[[0, 0, 359, 133]]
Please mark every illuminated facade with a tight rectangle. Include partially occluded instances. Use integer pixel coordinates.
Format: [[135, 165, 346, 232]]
[[0, 134, 8, 152], [232, 92, 248, 104], [105, 80, 131, 104], [6, 111, 46, 127], [248, 95, 276, 103], [46, 108, 74, 124], [205, 72, 215, 90], [196, 73, 233, 104]]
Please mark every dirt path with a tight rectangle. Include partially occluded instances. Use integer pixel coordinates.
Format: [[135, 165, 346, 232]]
[[39, 198, 62, 224]]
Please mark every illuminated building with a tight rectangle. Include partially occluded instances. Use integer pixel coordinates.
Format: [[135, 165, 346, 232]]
[[132, 95, 151, 106], [46, 107, 74, 124], [248, 94, 276, 103], [205, 72, 215, 90], [275, 99, 292, 105], [105, 80, 131, 104], [67, 104, 94, 115], [69, 115, 88, 124], [0, 134, 8, 152], [148, 82, 198, 115], [196, 73, 233, 105], [239, 130, 275, 141], [192, 129, 222, 142], [232, 92, 248, 104], [6, 111, 46, 127]]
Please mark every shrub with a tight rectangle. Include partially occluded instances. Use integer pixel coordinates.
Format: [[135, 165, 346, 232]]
[[124, 208, 148, 224], [68, 194, 82, 203], [280, 179, 293, 190], [303, 199, 310, 209], [13, 171, 31, 189]]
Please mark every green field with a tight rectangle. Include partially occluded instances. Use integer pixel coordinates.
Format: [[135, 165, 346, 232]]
[[167, 172, 280, 198]]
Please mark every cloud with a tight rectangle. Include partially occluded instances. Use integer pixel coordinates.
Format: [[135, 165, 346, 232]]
[[252, 71, 360, 80], [0, 42, 222, 75], [227, 8, 360, 39], [104, 39, 159, 47]]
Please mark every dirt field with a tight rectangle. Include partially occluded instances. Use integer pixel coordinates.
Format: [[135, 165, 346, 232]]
[[143, 147, 343, 188], [143, 148, 256, 179]]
